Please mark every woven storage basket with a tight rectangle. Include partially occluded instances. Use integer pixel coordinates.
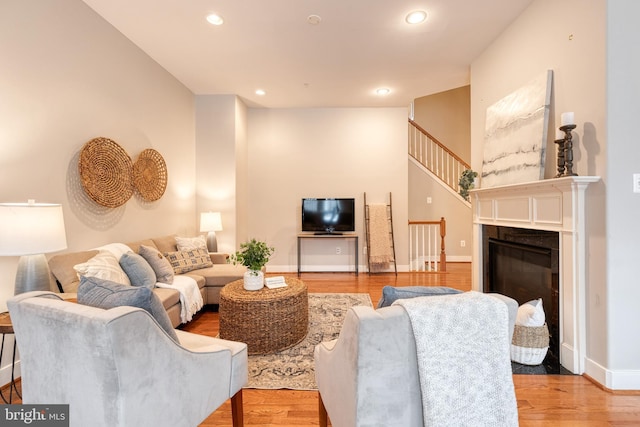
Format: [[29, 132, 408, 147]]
[[511, 323, 549, 365], [219, 278, 308, 355], [133, 148, 168, 202], [79, 137, 133, 208]]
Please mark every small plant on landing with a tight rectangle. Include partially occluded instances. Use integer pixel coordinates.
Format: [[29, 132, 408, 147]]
[[459, 169, 478, 201], [229, 238, 275, 275]]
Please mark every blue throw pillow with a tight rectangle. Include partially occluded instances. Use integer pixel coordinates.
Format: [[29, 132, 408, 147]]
[[119, 251, 156, 289], [78, 276, 178, 342], [377, 286, 462, 308]]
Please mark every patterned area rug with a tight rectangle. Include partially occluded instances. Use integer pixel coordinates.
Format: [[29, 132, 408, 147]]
[[246, 292, 372, 390]]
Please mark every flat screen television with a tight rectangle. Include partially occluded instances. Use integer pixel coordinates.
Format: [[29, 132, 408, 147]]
[[302, 198, 355, 234]]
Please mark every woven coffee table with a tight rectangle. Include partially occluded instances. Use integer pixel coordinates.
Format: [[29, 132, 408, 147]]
[[219, 277, 308, 355]]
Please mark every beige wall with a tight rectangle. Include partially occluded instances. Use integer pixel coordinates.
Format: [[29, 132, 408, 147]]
[[195, 95, 247, 254], [0, 0, 196, 301], [413, 85, 471, 162], [606, 0, 640, 388], [470, 0, 620, 386], [246, 108, 408, 272]]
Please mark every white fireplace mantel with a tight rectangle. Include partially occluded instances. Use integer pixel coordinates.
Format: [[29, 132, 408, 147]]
[[470, 176, 600, 374]]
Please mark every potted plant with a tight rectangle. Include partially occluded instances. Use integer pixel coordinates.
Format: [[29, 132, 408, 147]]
[[459, 169, 478, 201], [229, 238, 275, 291]]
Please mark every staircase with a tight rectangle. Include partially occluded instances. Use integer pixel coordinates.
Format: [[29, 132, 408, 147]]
[[408, 119, 471, 204], [407, 119, 471, 272]]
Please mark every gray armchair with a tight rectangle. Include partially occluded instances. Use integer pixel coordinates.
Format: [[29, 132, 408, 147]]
[[314, 292, 519, 427], [8, 291, 247, 427]]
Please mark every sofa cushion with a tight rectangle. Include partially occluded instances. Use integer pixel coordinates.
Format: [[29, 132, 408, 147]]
[[49, 250, 99, 293], [73, 250, 131, 286], [151, 234, 178, 254], [119, 252, 156, 289], [77, 276, 178, 342], [377, 285, 462, 308], [139, 245, 174, 284], [153, 287, 181, 310], [195, 264, 247, 287], [175, 235, 207, 251], [183, 273, 206, 289], [125, 238, 157, 254], [164, 249, 213, 274]]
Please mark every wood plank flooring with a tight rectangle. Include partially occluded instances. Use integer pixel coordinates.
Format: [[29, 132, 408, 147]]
[[183, 264, 640, 426], [4, 264, 639, 425]]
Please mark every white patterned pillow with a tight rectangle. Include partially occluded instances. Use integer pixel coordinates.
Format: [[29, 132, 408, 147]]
[[164, 248, 213, 274], [73, 250, 131, 286], [175, 235, 208, 252], [94, 242, 134, 260]]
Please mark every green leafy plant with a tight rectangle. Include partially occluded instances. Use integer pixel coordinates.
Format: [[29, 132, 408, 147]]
[[459, 169, 478, 201], [229, 238, 275, 275]]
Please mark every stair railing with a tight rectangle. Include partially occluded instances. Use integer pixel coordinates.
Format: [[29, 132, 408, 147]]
[[408, 217, 446, 272], [408, 119, 470, 194]]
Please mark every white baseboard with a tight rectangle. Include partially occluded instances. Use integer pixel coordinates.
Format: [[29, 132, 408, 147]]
[[585, 357, 640, 390], [267, 260, 470, 274]]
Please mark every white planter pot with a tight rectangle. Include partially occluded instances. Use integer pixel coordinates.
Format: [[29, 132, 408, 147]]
[[243, 270, 264, 291]]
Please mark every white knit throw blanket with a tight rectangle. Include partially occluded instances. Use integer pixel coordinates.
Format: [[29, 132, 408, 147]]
[[155, 275, 203, 323], [368, 203, 392, 270], [395, 292, 519, 427]]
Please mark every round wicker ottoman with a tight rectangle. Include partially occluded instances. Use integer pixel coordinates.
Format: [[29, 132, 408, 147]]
[[219, 277, 309, 355]]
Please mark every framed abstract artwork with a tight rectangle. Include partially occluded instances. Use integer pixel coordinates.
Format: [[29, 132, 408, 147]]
[[481, 70, 553, 188]]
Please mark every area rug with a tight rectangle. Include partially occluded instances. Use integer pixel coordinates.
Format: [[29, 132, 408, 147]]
[[246, 292, 372, 390]]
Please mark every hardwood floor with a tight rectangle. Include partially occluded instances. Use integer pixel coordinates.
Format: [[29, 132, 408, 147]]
[[183, 264, 640, 426], [4, 264, 639, 425]]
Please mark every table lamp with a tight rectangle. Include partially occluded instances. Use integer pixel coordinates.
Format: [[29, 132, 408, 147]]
[[200, 212, 223, 252], [0, 201, 67, 294]]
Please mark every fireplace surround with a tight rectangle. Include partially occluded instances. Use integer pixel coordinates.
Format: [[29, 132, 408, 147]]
[[470, 176, 599, 374]]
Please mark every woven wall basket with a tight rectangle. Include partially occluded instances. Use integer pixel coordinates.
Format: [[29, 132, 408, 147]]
[[79, 137, 134, 208], [133, 148, 168, 202]]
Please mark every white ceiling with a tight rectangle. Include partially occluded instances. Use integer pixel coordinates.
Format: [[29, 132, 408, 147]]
[[81, 0, 533, 109]]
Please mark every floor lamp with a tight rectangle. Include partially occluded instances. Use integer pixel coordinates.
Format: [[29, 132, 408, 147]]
[[0, 201, 67, 295], [200, 212, 223, 253]]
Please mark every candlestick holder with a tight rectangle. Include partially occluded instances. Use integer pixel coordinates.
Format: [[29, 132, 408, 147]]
[[554, 137, 566, 177], [559, 124, 577, 176]]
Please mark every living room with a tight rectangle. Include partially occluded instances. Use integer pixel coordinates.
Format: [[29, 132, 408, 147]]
[[1, 0, 639, 411]]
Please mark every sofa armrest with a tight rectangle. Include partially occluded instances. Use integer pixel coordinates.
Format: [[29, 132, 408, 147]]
[[209, 252, 230, 264]]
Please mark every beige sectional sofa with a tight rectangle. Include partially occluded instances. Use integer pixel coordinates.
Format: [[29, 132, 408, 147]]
[[48, 234, 247, 327]]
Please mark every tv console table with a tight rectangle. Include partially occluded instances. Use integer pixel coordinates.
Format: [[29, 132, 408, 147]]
[[297, 233, 358, 276]]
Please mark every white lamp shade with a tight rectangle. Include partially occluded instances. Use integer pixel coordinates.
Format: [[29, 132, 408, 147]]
[[0, 202, 68, 256], [200, 212, 223, 232]]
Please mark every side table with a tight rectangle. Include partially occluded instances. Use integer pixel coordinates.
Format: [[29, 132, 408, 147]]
[[0, 311, 21, 403]]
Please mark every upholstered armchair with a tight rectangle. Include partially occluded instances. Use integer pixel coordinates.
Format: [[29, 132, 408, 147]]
[[314, 292, 519, 427], [8, 291, 247, 427]]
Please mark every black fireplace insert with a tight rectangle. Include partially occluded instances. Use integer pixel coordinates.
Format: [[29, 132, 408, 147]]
[[483, 225, 567, 374]]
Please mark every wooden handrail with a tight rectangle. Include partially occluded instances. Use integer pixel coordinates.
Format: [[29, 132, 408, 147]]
[[409, 119, 470, 170]]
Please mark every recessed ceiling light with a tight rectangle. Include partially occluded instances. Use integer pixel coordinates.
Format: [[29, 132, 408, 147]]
[[307, 15, 322, 25], [255, 89, 266, 96], [376, 88, 391, 96], [206, 13, 224, 26], [405, 10, 427, 24]]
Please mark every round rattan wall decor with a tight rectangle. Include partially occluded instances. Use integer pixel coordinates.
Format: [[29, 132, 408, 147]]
[[133, 148, 168, 202], [79, 137, 134, 208]]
